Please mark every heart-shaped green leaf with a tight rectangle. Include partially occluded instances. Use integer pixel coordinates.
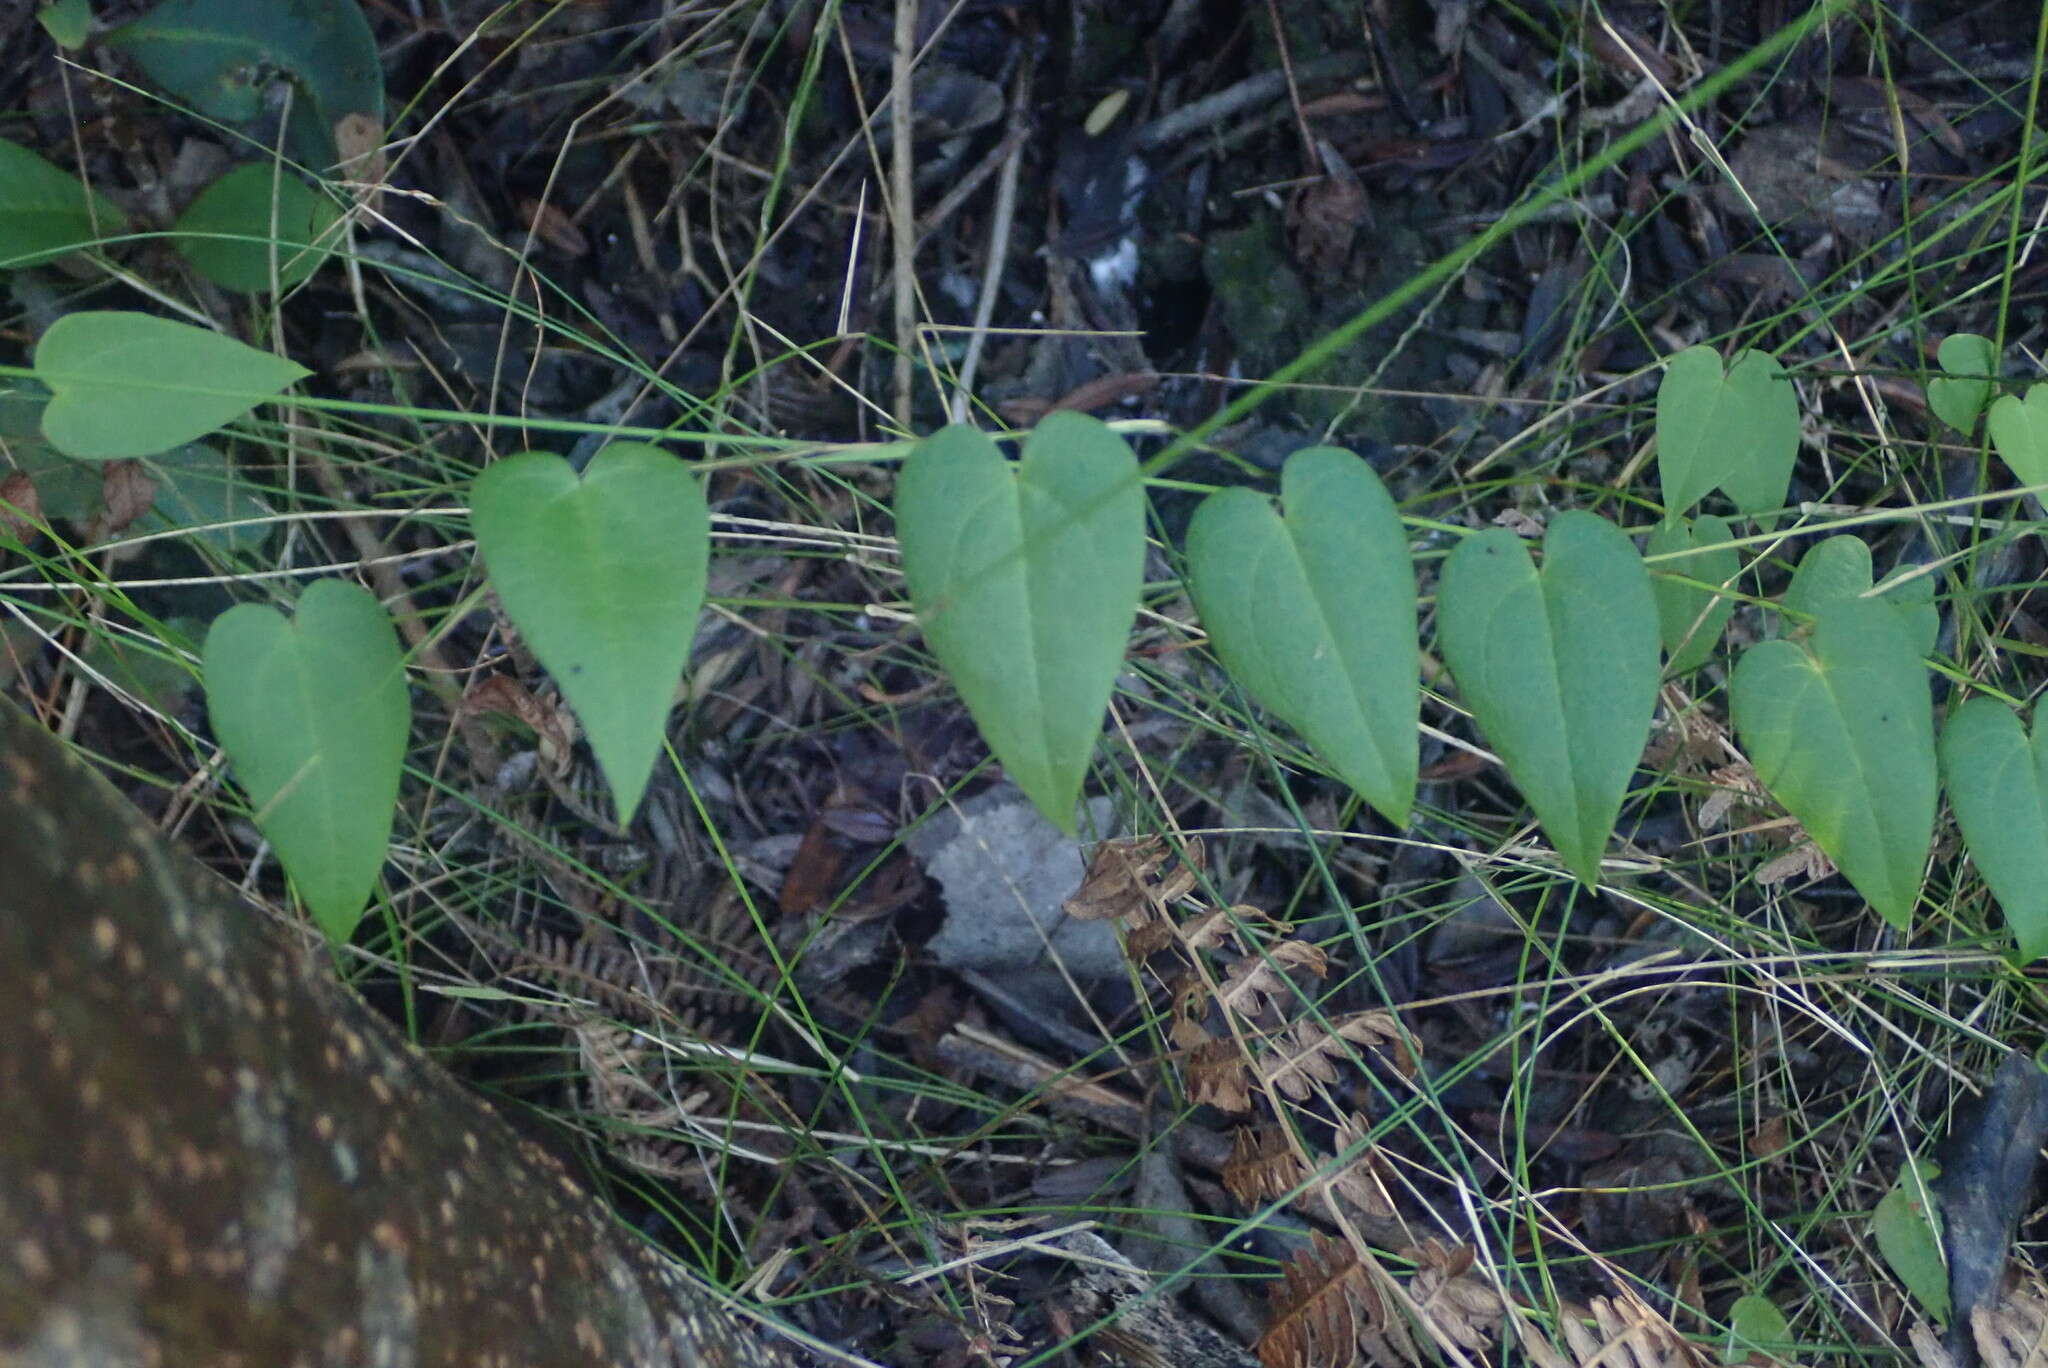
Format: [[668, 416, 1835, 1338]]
[[203, 578, 410, 942], [1721, 1294, 1791, 1365], [470, 443, 709, 826], [1874, 1157, 1949, 1326], [1655, 345, 1801, 519], [107, 0, 383, 172], [1929, 332, 1996, 432], [1940, 699, 2048, 963], [1436, 511, 1661, 884], [1186, 446, 1417, 826], [896, 413, 1145, 833], [0, 138, 129, 269], [1779, 534, 1939, 656], [1647, 513, 1739, 675], [1989, 384, 2048, 489], [1730, 595, 1935, 929], [34, 311, 309, 460], [172, 164, 339, 293]]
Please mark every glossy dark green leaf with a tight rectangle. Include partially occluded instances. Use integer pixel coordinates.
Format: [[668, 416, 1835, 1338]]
[[1436, 511, 1660, 884], [896, 414, 1145, 833], [107, 0, 383, 171], [1186, 447, 1417, 826]]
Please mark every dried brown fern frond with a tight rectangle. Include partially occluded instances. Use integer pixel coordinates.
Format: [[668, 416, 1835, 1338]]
[[1259, 1010, 1413, 1100], [1257, 1231, 1384, 1368], [1326, 1113, 1398, 1221], [1524, 1295, 1715, 1368], [1215, 940, 1329, 1018], [1224, 1125, 1309, 1207], [1188, 1036, 1254, 1113], [1406, 1240, 1504, 1355]]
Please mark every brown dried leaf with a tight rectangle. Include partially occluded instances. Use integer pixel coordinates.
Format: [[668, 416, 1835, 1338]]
[[1224, 1125, 1308, 1207], [1406, 1240, 1502, 1354], [1258, 1230, 1379, 1368], [463, 673, 578, 777], [0, 473, 43, 546], [1186, 1037, 1252, 1113], [1065, 835, 1168, 920], [1216, 941, 1328, 1018], [98, 459, 157, 537]]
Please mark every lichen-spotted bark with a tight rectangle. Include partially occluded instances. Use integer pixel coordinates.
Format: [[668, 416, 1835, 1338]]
[[0, 698, 794, 1366]]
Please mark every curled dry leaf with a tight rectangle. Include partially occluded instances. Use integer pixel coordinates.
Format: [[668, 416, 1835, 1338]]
[[1186, 1037, 1253, 1113], [1406, 1240, 1502, 1354], [0, 472, 42, 545], [463, 673, 579, 779], [97, 458, 157, 538], [1329, 1112, 1398, 1220], [1224, 1125, 1309, 1207], [1215, 940, 1330, 1018]]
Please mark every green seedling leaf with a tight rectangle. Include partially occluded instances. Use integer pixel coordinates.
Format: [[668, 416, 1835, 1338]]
[[1186, 447, 1418, 826], [1436, 511, 1660, 884], [1654, 344, 1800, 519], [1874, 1157, 1949, 1326], [38, 0, 92, 48], [1940, 699, 2048, 963], [1647, 513, 1739, 675], [1730, 596, 1935, 929], [0, 138, 129, 269], [135, 443, 272, 554], [470, 443, 708, 826], [1929, 333, 1996, 432], [1989, 384, 2048, 489], [203, 578, 409, 942], [107, 0, 383, 172], [897, 413, 1145, 833], [1721, 1293, 1791, 1364], [173, 164, 339, 292], [34, 311, 308, 460], [1779, 534, 1939, 656]]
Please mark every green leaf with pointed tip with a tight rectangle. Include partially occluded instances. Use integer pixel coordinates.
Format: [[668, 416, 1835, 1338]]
[[1655, 345, 1801, 520], [203, 578, 409, 942], [1929, 333, 1996, 432], [896, 413, 1145, 833], [1874, 1157, 1949, 1326], [1187, 447, 1417, 826], [1648, 514, 1738, 675], [1779, 534, 1939, 656], [1730, 596, 1935, 929], [1721, 1294, 1791, 1364], [134, 443, 274, 554], [471, 443, 708, 827], [1436, 511, 1660, 884], [38, 0, 91, 48], [107, 0, 383, 172], [1990, 384, 2048, 489], [172, 164, 339, 293], [1940, 699, 2048, 963], [34, 311, 309, 460], [0, 138, 129, 269]]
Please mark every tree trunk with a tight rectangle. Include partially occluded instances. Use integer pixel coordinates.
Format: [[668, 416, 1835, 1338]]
[[0, 697, 797, 1366]]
